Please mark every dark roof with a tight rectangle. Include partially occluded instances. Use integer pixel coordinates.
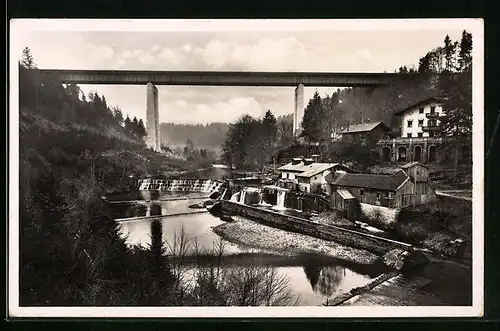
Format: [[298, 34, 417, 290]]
[[394, 97, 444, 116], [341, 121, 388, 134], [328, 171, 409, 191]]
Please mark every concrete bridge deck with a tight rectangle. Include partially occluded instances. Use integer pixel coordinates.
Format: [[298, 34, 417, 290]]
[[38, 69, 414, 87]]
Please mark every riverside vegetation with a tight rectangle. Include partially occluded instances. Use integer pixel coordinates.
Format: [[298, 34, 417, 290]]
[[18, 48, 298, 306]]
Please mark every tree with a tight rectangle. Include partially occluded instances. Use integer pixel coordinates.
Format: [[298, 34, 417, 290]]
[[418, 52, 432, 73], [443, 35, 457, 72], [458, 30, 473, 72], [124, 115, 132, 134], [261, 110, 278, 165], [438, 68, 472, 169], [300, 91, 324, 150], [20, 47, 37, 69], [137, 119, 147, 139]]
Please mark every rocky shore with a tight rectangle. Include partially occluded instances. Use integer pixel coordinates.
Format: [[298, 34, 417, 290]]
[[212, 216, 379, 265]]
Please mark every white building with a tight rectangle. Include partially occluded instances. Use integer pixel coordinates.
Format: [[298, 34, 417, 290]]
[[277, 158, 351, 193], [393, 97, 445, 138], [377, 97, 446, 163]]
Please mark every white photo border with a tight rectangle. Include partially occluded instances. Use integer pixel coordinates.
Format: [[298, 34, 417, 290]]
[[8, 18, 484, 318]]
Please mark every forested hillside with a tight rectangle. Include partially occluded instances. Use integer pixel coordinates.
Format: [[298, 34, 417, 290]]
[[160, 122, 229, 152], [221, 31, 473, 172], [18, 48, 204, 306]]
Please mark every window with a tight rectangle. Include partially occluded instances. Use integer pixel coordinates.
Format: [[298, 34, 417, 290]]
[[407, 120, 413, 128], [419, 107, 424, 114], [418, 132, 423, 138], [407, 133, 412, 138], [429, 119, 437, 127], [360, 189, 364, 196], [430, 106, 436, 113], [376, 192, 382, 199], [386, 192, 394, 199], [418, 119, 424, 127]]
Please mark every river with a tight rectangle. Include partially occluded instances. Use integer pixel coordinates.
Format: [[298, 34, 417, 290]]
[[105, 192, 472, 306], [106, 195, 375, 306]]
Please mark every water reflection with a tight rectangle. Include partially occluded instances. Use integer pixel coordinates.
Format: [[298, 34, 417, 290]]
[[108, 196, 375, 306], [302, 258, 370, 300]]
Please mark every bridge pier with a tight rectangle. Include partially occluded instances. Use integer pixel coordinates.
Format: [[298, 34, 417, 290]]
[[293, 83, 304, 136], [146, 82, 161, 151]]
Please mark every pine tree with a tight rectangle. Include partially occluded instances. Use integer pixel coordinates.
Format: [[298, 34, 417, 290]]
[[262, 110, 277, 153], [20, 47, 37, 69], [418, 52, 432, 73], [458, 30, 473, 72], [124, 115, 132, 134], [443, 35, 457, 72], [300, 91, 324, 145], [137, 119, 147, 138]]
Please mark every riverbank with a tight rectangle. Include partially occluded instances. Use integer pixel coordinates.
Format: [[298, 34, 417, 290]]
[[212, 216, 380, 265]]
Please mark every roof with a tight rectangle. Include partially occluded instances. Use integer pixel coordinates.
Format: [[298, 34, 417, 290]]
[[328, 172, 409, 191], [394, 97, 443, 116], [262, 185, 289, 192], [297, 163, 345, 178], [277, 162, 311, 172], [400, 161, 429, 169], [337, 189, 356, 199], [340, 121, 388, 134]]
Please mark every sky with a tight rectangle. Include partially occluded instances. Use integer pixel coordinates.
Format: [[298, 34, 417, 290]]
[[15, 21, 468, 124]]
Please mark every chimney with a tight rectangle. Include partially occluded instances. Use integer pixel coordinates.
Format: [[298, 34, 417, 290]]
[[303, 158, 314, 166]]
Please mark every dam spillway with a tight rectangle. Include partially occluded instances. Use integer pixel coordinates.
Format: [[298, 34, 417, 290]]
[[137, 178, 224, 193]]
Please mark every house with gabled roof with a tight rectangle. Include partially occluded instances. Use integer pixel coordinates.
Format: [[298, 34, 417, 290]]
[[377, 97, 446, 164], [277, 158, 351, 193], [326, 161, 436, 209], [340, 121, 390, 144]]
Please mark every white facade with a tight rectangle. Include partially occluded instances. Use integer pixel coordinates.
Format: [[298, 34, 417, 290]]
[[281, 171, 300, 181], [298, 169, 335, 193], [400, 102, 444, 138]]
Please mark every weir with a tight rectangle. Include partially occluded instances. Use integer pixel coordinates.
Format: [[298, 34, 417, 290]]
[[137, 178, 224, 193]]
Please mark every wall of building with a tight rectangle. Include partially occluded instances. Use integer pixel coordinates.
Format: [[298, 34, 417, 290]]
[[404, 164, 430, 182], [392, 178, 437, 208], [400, 103, 444, 138], [332, 185, 398, 208], [342, 126, 388, 144], [281, 171, 300, 181], [378, 138, 444, 164]]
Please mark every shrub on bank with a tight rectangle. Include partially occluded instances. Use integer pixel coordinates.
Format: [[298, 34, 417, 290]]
[[394, 199, 472, 258], [312, 211, 356, 228]]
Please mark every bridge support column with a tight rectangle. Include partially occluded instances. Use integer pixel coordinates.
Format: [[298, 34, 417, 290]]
[[293, 83, 304, 136], [146, 82, 161, 152]]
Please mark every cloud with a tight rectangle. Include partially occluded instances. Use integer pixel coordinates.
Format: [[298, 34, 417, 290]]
[[151, 44, 161, 53], [122, 50, 133, 58], [176, 100, 187, 107], [356, 49, 372, 60], [116, 58, 126, 68], [160, 97, 264, 124], [137, 51, 155, 65], [182, 44, 192, 52], [91, 45, 114, 61]]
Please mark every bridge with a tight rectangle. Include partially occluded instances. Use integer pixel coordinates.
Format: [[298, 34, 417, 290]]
[[39, 69, 417, 151]]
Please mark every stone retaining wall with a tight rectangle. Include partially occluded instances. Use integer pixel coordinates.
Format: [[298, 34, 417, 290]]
[[219, 200, 413, 256]]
